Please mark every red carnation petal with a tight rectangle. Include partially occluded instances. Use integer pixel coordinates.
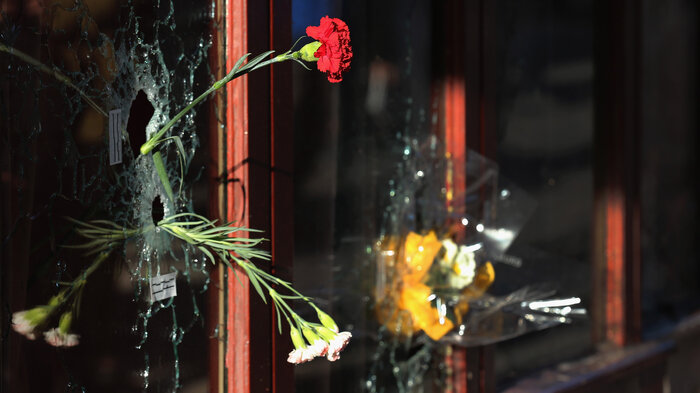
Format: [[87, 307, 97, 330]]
[[305, 16, 352, 83]]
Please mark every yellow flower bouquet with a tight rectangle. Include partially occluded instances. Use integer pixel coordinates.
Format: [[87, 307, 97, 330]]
[[376, 231, 495, 341], [373, 143, 584, 345]]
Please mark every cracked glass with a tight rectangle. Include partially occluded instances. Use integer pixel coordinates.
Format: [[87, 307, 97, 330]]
[[2, 1, 216, 391]]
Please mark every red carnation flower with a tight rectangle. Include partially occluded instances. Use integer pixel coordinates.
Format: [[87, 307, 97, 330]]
[[306, 16, 353, 83]]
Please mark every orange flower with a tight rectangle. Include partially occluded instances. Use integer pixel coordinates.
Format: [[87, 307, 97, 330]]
[[401, 231, 441, 284], [376, 232, 496, 341], [399, 282, 454, 341]]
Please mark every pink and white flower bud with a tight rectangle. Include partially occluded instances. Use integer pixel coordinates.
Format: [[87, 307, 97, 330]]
[[326, 331, 352, 361], [43, 328, 80, 347], [307, 339, 329, 357], [287, 349, 306, 364], [289, 327, 306, 349], [12, 307, 50, 340], [12, 311, 37, 340], [327, 351, 341, 362], [300, 348, 316, 363], [316, 309, 339, 333]]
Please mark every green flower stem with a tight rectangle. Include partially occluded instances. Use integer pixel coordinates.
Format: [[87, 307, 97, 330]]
[[152, 151, 175, 202], [157, 212, 320, 332], [139, 46, 308, 200], [139, 52, 291, 156], [139, 52, 290, 199], [235, 258, 313, 334], [139, 84, 218, 156], [66, 218, 143, 256], [269, 289, 296, 328], [273, 290, 304, 324], [0, 43, 108, 117], [251, 266, 313, 303], [56, 250, 111, 309]]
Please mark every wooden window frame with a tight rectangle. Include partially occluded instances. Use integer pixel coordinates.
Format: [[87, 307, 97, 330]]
[[440, 0, 678, 392], [207, 0, 294, 392]]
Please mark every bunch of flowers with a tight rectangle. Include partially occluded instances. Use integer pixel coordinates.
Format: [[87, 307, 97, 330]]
[[12, 304, 77, 346], [372, 145, 585, 347], [375, 231, 495, 341], [12, 251, 115, 347], [287, 311, 352, 363], [8, 16, 354, 363]]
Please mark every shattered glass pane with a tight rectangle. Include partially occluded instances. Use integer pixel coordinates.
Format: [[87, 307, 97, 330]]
[[2, 0, 217, 391]]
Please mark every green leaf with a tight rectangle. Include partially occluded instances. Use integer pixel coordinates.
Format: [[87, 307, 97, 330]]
[[276, 293, 306, 300], [219, 237, 264, 244], [65, 217, 111, 231], [226, 258, 245, 288], [166, 220, 207, 227], [153, 151, 175, 203], [289, 35, 307, 52], [292, 58, 312, 71], [88, 220, 124, 229], [204, 242, 240, 251], [275, 304, 283, 334], [160, 226, 197, 244], [231, 53, 251, 75], [171, 136, 186, 197], [159, 212, 215, 227], [83, 244, 112, 256], [178, 212, 214, 223], [243, 50, 275, 71], [198, 226, 242, 236], [198, 246, 217, 265], [246, 270, 267, 304]]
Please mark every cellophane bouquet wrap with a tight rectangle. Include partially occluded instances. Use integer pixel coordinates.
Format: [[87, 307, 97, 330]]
[[374, 137, 584, 346]]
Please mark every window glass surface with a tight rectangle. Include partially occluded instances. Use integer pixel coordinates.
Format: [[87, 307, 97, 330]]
[[639, 0, 699, 337], [487, 1, 595, 386], [293, 1, 439, 391], [292, 1, 596, 391], [1, 1, 214, 391]]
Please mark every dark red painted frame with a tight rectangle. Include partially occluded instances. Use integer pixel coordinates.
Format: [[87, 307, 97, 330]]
[[592, 0, 643, 348], [441, 0, 648, 391], [207, 0, 293, 392], [439, 1, 497, 392]]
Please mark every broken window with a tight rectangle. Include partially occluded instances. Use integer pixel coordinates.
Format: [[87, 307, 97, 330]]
[[2, 1, 216, 391]]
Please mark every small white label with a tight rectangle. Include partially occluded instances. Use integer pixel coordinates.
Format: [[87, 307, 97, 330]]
[[109, 109, 123, 165], [150, 272, 177, 302]]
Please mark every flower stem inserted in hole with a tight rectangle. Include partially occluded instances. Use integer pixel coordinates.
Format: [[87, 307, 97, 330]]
[[137, 16, 353, 204], [5, 16, 354, 364]]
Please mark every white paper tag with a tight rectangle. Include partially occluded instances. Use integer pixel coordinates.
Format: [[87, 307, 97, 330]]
[[108, 109, 123, 165], [150, 272, 177, 302]]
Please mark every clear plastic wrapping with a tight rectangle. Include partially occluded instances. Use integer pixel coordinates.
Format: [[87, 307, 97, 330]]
[[373, 138, 585, 346]]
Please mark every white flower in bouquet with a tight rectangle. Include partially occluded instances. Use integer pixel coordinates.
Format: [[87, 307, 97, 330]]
[[441, 239, 476, 289]]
